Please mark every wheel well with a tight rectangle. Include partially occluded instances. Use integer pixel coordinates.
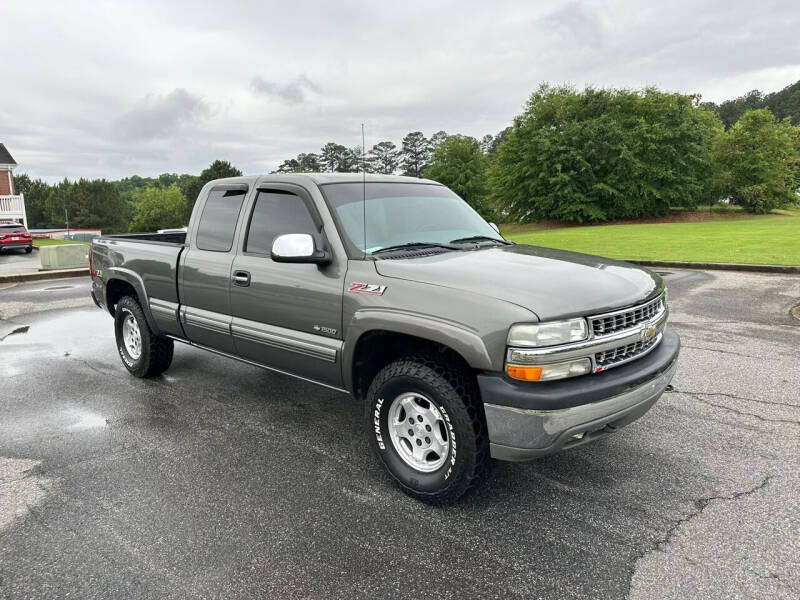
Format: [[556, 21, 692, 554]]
[[352, 331, 475, 401], [105, 279, 139, 314]]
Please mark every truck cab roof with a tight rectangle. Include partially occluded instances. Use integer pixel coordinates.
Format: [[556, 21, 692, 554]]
[[204, 173, 442, 188]]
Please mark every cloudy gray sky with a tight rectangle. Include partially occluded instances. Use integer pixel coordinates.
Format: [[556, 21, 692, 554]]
[[1, 0, 799, 181]]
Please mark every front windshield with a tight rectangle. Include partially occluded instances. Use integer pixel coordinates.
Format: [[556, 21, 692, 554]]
[[320, 182, 501, 257]]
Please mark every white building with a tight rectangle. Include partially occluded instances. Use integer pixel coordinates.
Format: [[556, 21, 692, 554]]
[[0, 143, 27, 228]]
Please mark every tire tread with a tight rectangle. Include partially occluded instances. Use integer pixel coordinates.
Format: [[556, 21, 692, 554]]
[[366, 354, 491, 505]]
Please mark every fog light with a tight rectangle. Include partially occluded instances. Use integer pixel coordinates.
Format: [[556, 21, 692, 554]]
[[506, 358, 591, 382]]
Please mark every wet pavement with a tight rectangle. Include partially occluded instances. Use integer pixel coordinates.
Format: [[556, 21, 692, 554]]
[[0, 272, 798, 599]]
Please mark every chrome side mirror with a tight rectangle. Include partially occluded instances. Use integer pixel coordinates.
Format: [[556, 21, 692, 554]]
[[271, 233, 330, 264]]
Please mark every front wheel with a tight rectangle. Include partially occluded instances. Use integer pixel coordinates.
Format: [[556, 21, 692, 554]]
[[366, 357, 491, 505], [114, 296, 174, 378]]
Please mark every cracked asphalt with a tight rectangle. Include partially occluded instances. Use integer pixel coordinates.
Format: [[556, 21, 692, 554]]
[[0, 270, 798, 599]]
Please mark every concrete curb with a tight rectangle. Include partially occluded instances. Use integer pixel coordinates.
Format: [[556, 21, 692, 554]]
[[626, 259, 800, 274], [0, 268, 89, 284]]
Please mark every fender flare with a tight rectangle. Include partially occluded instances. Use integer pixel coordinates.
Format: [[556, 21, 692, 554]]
[[341, 308, 495, 392], [103, 267, 161, 335]]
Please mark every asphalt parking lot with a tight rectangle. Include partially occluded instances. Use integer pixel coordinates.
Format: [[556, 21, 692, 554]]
[[1, 270, 798, 599], [0, 248, 39, 277]]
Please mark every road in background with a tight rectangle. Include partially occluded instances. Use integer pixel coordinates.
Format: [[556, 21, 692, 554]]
[[1, 271, 798, 599]]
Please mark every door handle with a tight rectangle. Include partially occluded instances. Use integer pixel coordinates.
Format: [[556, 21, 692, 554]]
[[232, 270, 251, 287]]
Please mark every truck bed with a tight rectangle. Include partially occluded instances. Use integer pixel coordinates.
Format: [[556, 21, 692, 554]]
[[99, 232, 187, 245], [91, 234, 185, 308]]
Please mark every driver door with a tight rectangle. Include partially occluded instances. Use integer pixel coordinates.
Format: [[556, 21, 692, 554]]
[[229, 186, 345, 388]]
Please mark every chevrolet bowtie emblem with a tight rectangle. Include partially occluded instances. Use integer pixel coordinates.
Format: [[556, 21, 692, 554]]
[[640, 324, 657, 342]]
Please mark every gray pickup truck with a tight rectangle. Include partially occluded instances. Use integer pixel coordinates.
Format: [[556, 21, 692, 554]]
[[90, 174, 679, 504]]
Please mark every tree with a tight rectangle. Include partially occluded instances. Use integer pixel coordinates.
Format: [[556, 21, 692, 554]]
[[319, 143, 360, 172], [13, 173, 50, 228], [73, 178, 130, 232], [347, 146, 365, 172], [703, 80, 800, 128], [712, 108, 800, 213], [485, 126, 512, 159], [367, 141, 400, 174], [480, 134, 494, 154], [400, 132, 430, 177], [129, 184, 189, 232], [297, 153, 321, 171], [319, 143, 347, 172], [488, 84, 722, 223], [276, 152, 322, 173], [428, 131, 448, 154], [423, 135, 489, 215], [276, 158, 301, 173], [712, 89, 765, 129], [184, 160, 242, 215]]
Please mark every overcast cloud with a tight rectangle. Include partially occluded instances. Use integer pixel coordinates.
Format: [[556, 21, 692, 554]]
[[1, 0, 799, 181]]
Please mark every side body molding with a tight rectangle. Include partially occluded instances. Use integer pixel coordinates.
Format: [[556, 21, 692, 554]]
[[341, 308, 495, 392]]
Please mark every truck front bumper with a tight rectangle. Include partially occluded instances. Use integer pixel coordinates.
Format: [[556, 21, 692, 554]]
[[479, 327, 680, 461]]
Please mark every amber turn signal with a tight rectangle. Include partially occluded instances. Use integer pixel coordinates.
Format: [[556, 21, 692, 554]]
[[505, 365, 543, 381]]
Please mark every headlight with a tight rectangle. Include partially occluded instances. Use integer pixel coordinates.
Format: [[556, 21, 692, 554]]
[[508, 318, 588, 347]]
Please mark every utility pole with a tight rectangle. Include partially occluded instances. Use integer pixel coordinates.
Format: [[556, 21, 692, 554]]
[[65, 208, 70, 239]]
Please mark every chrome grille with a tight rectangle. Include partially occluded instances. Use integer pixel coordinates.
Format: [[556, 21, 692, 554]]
[[591, 295, 664, 337], [595, 335, 659, 367]]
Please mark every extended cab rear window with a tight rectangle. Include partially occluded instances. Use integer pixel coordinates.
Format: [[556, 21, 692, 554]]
[[195, 189, 246, 252]]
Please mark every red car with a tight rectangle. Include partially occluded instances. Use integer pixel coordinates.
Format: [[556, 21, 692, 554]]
[[0, 223, 33, 254]]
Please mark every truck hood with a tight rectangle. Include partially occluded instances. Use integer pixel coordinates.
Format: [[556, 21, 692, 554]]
[[374, 244, 663, 321]]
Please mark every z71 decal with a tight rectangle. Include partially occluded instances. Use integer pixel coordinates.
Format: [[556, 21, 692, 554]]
[[348, 282, 387, 296]]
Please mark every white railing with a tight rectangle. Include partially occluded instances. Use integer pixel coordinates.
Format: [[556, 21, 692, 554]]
[[0, 193, 27, 228], [0, 194, 24, 213]]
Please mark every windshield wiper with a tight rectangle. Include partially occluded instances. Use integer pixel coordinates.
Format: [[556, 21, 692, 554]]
[[449, 235, 512, 245], [371, 242, 461, 255]]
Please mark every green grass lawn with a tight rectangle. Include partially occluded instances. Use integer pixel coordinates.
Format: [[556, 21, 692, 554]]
[[33, 239, 90, 247], [503, 209, 800, 265]]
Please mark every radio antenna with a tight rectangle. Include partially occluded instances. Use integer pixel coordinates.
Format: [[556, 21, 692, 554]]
[[361, 122, 367, 257]]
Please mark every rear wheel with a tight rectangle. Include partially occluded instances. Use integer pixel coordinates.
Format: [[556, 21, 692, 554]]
[[366, 356, 491, 505], [25, 246, 32, 253], [114, 296, 173, 377]]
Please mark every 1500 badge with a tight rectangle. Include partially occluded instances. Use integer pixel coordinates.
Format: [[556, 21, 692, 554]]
[[348, 282, 387, 295], [313, 325, 337, 335]]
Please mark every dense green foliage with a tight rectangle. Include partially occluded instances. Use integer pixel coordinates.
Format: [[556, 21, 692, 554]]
[[367, 141, 400, 174], [704, 80, 800, 128], [15, 160, 240, 232], [114, 173, 196, 206], [400, 132, 430, 177], [712, 109, 800, 213], [183, 160, 243, 214], [423, 135, 489, 215], [15, 174, 130, 232], [487, 85, 723, 222], [129, 184, 189, 232]]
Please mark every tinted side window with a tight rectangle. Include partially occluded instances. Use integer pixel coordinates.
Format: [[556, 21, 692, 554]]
[[245, 191, 317, 255], [196, 189, 246, 252]]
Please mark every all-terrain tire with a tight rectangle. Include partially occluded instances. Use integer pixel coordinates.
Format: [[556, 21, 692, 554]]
[[114, 295, 174, 378], [365, 355, 491, 505]]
